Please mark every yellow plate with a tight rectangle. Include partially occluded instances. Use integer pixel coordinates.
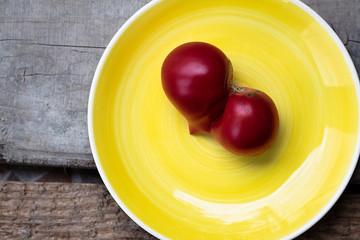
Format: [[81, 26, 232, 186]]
[[88, 0, 360, 239]]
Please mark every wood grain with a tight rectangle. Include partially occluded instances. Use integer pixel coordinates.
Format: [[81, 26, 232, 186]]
[[0, 0, 360, 174], [0, 180, 359, 239], [0, 181, 156, 239], [0, 0, 151, 168]]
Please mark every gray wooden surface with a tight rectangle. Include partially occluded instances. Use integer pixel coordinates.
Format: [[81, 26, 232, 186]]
[[0, 0, 150, 168]]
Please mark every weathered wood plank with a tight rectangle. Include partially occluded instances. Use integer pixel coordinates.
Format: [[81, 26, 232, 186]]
[[0, 0, 151, 168], [0, 181, 156, 239], [0, 180, 359, 239], [1, 0, 360, 177]]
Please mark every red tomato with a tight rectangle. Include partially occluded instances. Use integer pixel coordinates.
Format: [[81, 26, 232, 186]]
[[162, 42, 279, 156]]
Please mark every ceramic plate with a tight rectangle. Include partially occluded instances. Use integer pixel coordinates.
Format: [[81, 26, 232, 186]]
[[88, 0, 360, 239]]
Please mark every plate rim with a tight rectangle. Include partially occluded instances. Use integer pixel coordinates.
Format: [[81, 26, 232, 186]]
[[87, 0, 360, 239]]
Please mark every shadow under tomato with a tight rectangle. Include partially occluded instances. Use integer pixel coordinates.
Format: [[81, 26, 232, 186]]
[[193, 125, 286, 167]]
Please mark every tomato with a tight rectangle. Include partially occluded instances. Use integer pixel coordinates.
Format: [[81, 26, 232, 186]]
[[161, 42, 233, 134], [162, 42, 279, 156], [210, 87, 279, 156]]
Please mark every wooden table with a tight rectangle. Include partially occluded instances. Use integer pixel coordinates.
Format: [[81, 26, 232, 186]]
[[1, 0, 360, 239]]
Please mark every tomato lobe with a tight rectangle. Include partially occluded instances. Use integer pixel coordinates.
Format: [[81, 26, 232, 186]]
[[211, 88, 279, 156], [161, 42, 232, 134]]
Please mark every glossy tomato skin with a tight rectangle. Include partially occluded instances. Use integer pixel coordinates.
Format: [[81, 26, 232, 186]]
[[210, 87, 279, 156], [161, 42, 233, 134]]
